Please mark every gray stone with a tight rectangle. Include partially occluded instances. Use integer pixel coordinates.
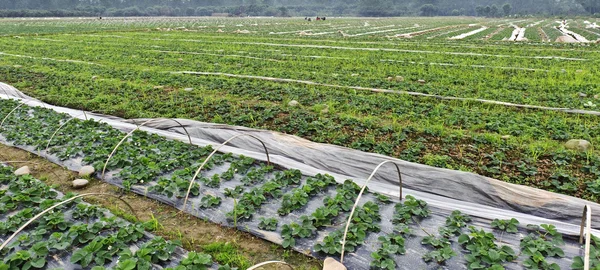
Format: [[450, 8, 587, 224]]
[[578, 92, 587, 98], [288, 100, 300, 107], [323, 257, 346, 270], [14, 166, 30, 176], [501, 135, 511, 139], [184, 88, 194, 91], [79, 165, 95, 177], [565, 139, 592, 152], [72, 179, 89, 189], [91, 75, 98, 80], [417, 79, 426, 84]]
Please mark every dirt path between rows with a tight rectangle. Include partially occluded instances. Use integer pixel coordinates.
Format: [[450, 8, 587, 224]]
[[538, 27, 550, 42]]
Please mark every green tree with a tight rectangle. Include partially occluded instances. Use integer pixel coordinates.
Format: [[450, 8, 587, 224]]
[[358, 0, 392, 16], [490, 4, 499, 17], [420, 4, 437, 16], [484, 5, 491, 16], [475, 5, 484, 16], [576, 0, 599, 14], [502, 3, 512, 16], [277, 6, 289, 16]]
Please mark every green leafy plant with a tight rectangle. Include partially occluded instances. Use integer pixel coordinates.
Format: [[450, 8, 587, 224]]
[[520, 224, 564, 270], [2, 242, 48, 270], [392, 195, 430, 224], [258, 217, 278, 231], [439, 210, 471, 237], [199, 195, 222, 208], [491, 218, 519, 233], [370, 234, 405, 270], [375, 193, 392, 204], [72, 203, 105, 220], [458, 226, 516, 269], [278, 174, 336, 216], [314, 201, 381, 255], [422, 236, 456, 264], [421, 210, 469, 265], [572, 234, 600, 269]]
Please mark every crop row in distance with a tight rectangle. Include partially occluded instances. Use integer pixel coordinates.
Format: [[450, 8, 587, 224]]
[[1, 17, 597, 41], [0, 17, 527, 37], [0, 28, 598, 109], [1, 46, 600, 202], [0, 98, 596, 270]]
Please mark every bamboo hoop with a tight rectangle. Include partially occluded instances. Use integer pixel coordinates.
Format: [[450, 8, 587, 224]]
[[181, 133, 271, 211], [101, 118, 193, 181], [579, 205, 592, 270], [42, 113, 86, 153], [247, 261, 293, 270], [339, 160, 402, 263], [0, 101, 29, 130], [0, 193, 139, 251]]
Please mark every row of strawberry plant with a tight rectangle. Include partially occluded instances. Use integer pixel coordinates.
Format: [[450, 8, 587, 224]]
[[370, 195, 431, 269], [226, 169, 303, 221], [280, 180, 362, 248], [4, 61, 600, 204], [0, 166, 225, 269], [0, 99, 260, 208]]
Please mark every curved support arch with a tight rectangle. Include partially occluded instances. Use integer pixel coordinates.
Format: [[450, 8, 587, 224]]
[[0, 100, 34, 130], [247, 261, 293, 270], [100, 118, 193, 181], [181, 133, 271, 211], [43, 113, 87, 154], [339, 160, 403, 263], [39, 94, 94, 121], [130, 118, 193, 145], [0, 193, 139, 251], [580, 205, 592, 270]]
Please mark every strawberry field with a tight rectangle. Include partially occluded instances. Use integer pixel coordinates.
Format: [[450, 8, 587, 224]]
[[0, 94, 598, 270], [1, 16, 600, 269], [0, 164, 227, 269]]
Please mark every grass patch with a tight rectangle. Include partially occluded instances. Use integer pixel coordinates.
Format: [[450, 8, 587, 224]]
[[203, 242, 252, 269]]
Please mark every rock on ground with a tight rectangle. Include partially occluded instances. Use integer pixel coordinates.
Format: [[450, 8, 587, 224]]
[[323, 258, 347, 270], [288, 100, 300, 107], [14, 166, 30, 176], [555, 36, 578, 43], [72, 179, 89, 189], [79, 165, 95, 177], [565, 139, 592, 152]]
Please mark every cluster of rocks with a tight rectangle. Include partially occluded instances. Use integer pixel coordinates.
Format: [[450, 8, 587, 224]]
[[13, 165, 95, 189]]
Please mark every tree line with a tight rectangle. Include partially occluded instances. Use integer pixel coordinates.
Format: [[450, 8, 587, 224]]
[[0, 0, 597, 17]]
